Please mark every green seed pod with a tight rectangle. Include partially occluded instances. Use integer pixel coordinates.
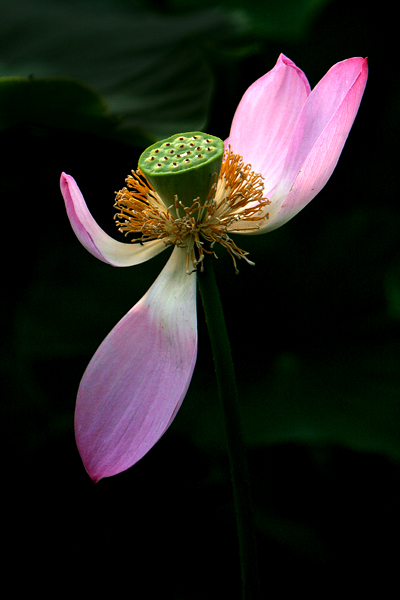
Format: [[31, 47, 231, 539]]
[[138, 132, 225, 215]]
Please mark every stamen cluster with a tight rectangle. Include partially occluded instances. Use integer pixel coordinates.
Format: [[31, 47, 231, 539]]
[[114, 148, 270, 272]]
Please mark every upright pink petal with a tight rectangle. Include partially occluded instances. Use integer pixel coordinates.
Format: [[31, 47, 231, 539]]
[[227, 54, 311, 196], [61, 172, 166, 266], [75, 247, 197, 482], [263, 57, 368, 231]]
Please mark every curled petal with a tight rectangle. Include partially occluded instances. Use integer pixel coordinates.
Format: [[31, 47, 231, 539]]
[[61, 172, 166, 266], [75, 247, 197, 482], [262, 57, 368, 232], [226, 53, 311, 196]]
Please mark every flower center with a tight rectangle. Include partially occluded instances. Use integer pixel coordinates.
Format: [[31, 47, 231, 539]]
[[114, 134, 270, 273], [138, 132, 225, 213]]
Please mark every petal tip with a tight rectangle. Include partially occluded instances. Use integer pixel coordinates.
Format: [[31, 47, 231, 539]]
[[60, 171, 74, 190]]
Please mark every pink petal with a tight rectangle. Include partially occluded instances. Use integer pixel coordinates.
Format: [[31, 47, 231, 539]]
[[262, 57, 368, 231], [226, 54, 311, 196], [61, 172, 166, 266], [75, 246, 197, 482]]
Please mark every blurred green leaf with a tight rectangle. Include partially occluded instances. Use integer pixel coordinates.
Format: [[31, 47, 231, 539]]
[[167, 0, 332, 40], [176, 344, 400, 464], [0, 0, 238, 138], [240, 348, 400, 461], [0, 76, 115, 133]]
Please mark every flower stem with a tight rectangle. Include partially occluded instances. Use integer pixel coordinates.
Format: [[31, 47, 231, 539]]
[[197, 260, 260, 600]]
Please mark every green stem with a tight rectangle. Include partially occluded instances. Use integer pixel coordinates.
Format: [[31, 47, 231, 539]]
[[197, 259, 260, 600]]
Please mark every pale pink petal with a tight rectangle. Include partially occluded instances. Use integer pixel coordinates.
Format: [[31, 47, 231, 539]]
[[226, 54, 311, 196], [260, 57, 368, 232], [61, 172, 166, 266], [75, 246, 197, 482]]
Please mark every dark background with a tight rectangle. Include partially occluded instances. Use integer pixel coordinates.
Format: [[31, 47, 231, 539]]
[[1, 0, 398, 597]]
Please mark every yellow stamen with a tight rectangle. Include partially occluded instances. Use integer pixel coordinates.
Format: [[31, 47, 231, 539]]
[[114, 147, 270, 273]]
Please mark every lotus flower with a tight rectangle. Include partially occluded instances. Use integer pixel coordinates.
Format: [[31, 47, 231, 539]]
[[61, 54, 367, 482]]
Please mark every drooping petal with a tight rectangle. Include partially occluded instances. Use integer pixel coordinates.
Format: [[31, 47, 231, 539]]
[[75, 246, 197, 482], [226, 54, 311, 196], [260, 57, 368, 232], [61, 172, 166, 266]]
